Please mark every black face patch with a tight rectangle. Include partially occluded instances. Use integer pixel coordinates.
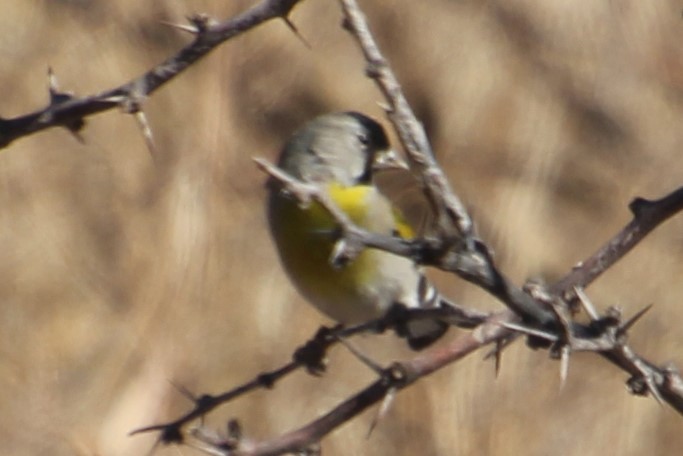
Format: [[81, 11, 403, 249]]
[[344, 111, 390, 150], [343, 111, 390, 184]]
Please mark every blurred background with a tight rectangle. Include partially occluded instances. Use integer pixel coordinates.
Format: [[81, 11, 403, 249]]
[[1, 0, 682, 454]]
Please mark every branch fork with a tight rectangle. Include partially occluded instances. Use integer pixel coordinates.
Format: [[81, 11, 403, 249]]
[[23, 0, 676, 452]]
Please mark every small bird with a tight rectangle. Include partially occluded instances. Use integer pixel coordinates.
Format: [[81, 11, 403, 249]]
[[267, 112, 449, 349]]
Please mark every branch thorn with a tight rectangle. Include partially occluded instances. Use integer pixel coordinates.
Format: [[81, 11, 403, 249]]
[[168, 380, 200, 403], [559, 344, 570, 390], [45, 67, 85, 139], [159, 18, 199, 34], [47, 66, 60, 97], [133, 109, 157, 159], [498, 321, 558, 342], [186, 13, 215, 34], [493, 339, 503, 377], [367, 387, 396, 438], [574, 286, 600, 321], [618, 303, 653, 336], [282, 16, 311, 49], [337, 337, 384, 374], [484, 338, 508, 377]]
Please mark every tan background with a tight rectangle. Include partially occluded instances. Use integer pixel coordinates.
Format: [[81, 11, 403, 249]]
[[1, 0, 682, 454]]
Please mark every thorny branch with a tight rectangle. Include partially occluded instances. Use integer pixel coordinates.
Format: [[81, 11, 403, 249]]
[[340, 0, 562, 328], [214, 198, 683, 454], [257, 147, 683, 395], [126, 0, 683, 454], [190, 314, 512, 456], [338, 0, 683, 414], [7, 0, 680, 454], [358, 0, 683, 411], [0, 0, 303, 149], [341, 0, 472, 244], [551, 188, 683, 299], [132, 304, 490, 441]]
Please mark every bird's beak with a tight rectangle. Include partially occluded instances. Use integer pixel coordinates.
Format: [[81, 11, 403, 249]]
[[373, 149, 409, 171]]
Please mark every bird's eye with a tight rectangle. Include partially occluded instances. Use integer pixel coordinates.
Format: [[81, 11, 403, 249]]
[[358, 133, 370, 146]]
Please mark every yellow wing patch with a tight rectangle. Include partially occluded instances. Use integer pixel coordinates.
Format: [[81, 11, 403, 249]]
[[326, 183, 415, 239]]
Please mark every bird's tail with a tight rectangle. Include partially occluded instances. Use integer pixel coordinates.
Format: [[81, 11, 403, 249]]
[[404, 317, 450, 350]]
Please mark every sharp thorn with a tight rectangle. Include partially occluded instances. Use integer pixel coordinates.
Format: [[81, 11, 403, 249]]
[[168, 380, 197, 402], [133, 109, 157, 159], [282, 17, 311, 49], [337, 337, 384, 374], [47, 66, 59, 95], [367, 387, 396, 438], [159, 20, 199, 34], [559, 345, 570, 391], [574, 286, 600, 321], [645, 374, 665, 406], [619, 303, 653, 334], [494, 340, 502, 377], [69, 129, 85, 144], [499, 321, 558, 341]]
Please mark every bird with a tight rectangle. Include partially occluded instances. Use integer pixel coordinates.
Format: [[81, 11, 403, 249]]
[[266, 111, 449, 349]]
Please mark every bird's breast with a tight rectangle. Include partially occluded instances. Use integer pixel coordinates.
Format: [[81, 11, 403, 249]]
[[267, 183, 417, 323]]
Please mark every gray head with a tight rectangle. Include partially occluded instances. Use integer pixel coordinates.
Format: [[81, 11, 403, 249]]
[[277, 112, 397, 187]]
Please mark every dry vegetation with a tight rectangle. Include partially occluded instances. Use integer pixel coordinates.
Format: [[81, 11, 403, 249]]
[[1, 0, 683, 455]]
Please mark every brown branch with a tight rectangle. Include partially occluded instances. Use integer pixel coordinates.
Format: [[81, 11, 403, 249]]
[[338, 0, 559, 328], [142, 172, 683, 451], [189, 295, 683, 455], [187, 313, 514, 455], [193, 297, 683, 455], [340, 0, 683, 413], [131, 361, 300, 444], [242, 319, 509, 455], [223, 293, 683, 455], [131, 303, 489, 443], [551, 187, 683, 298], [133, 1, 683, 453], [0, 0, 304, 149], [336, 2, 683, 417], [339, 0, 472, 243], [129, 323, 373, 442]]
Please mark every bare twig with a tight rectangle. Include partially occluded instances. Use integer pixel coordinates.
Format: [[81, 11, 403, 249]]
[[0, 0, 304, 149], [131, 361, 300, 442], [551, 188, 683, 299], [339, 0, 472, 243], [189, 313, 513, 456], [132, 303, 489, 443]]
